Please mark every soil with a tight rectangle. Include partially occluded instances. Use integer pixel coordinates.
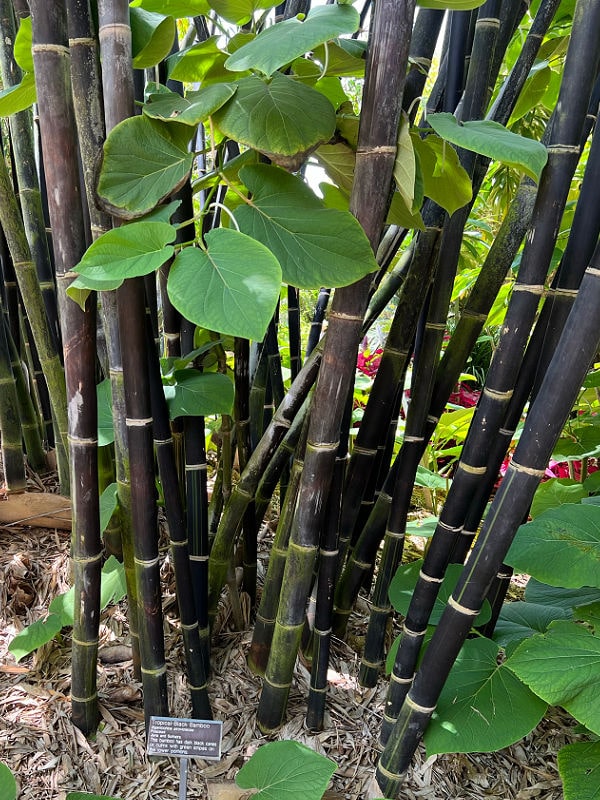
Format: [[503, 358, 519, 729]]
[[0, 481, 578, 800]]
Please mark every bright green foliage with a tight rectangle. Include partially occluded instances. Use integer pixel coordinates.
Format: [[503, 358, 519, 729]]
[[235, 740, 336, 800], [530, 479, 589, 518], [167, 228, 282, 341], [164, 371, 234, 417], [130, 7, 177, 69], [66, 793, 121, 800], [8, 614, 63, 662], [97, 117, 194, 218], [524, 579, 600, 611], [411, 134, 473, 216], [553, 421, 600, 461], [424, 637, 547, 756], [224, 5, 359, 76], [235, 164, 379, 288], [207, 0, 278, 25], [427, 113, 548, 182], [417, 0, 486, 8], [557, 741, 600, 800], [97, 380, 115, 447], [129, 0, 210, 17], [509, 66, 552, 124], [389, 561, 492, 627], [494, 601, 571, 649], [394, 115, 418, 214], [143, 83, 236, 126], [506, 621, 600, 736], [505, 504, 600, 589], [166, 36, 230, 84], [0, 72, 36, 116], [13, 14, 33, 72], [0, 762, 17, 800], [211, 74, 336, 164], [99, 483, 119, 534]]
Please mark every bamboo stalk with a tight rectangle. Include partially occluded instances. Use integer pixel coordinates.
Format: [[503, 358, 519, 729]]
[[0, 293, 26, 491], [305, 288, 330, 357]]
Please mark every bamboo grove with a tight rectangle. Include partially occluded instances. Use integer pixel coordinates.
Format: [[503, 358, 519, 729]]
[[0, 0, 599, 796]]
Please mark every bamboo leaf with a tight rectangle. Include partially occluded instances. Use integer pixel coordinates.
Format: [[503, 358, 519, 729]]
[[494, 601, 572, 649], [424, 637, 547, 756], [389, 561, 492, 626], [8, 614, 63, 661], [506, 621, 600, 735], [164, 370, 234, 417], [224, 5, 360, 76], [97, 117, 194, 218], [236, 164, 378, 288], [130, 7, 177, 69], [143, 83, 236, 126], [524, 579, 600, 611], [506, 504, 600, 589], [235, 740, 336, 800], [212, 73, 335, 167], [0, 763, 16, 800], [427, 113, 548, 182], [167, 229, 282, 341], [71, 222, 176, 283], [14, 15, 33, 73], [417, 0, 486, 8], [0, 72, 36, 117], [557, 741, 600, 800], [207, 0, 278, 25], [411, 133, 473, 216], [130, 0, 210, 16], [530, 479, 588, 518]]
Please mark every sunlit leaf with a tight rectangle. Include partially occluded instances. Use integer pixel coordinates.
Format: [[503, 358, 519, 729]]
[[411, 133, 472, 216], [394, 113, 416, 212], [164, 371, 234, 417], [130, 0, 210, 16], [530, 479, 588, 518], [130, 7, 177, 69], [143, 83, 236, 126], [207, 0, 278, 25], [0, 72, 36, 116], [0, 763, 17, 800], [166, 36, 229, 84], [14, 15, 33, 73], [8, 614, 63, 662]]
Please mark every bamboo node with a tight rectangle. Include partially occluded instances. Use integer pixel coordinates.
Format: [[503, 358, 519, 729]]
[[509, 460, 546, 477], [512, 283, 545, 295], [458, 462, 487, 475], [140, 665, 167, 677], [377, 762, 407, 781], [588, 267, 600, 278], [185, 462, 207, 471], [546, 144, 581, 154], [550, 287, 578, 298], [67, 435, 98, 446], [125, 417, 153, 426], [71, 637, 100, 647], [406, 695, 436, 713], [356, 146, 398, 155], [69, 37, 97, 47], [427, 322, 446, 331], [265, 677, 292, 689], [437, 520, 462, 534], [483, 386, 513, 400], [447, 595, 479, 616], [189, 554, 209, 562], [419, 570, 444, 584], [71, 692, 99, 703], [403, 435, 424, 443], [361, 657, 383, 669], [134, 556, 160, 568], [32, 43, 69, 56], [155, 436, 174, 446], [390, 671, 414, 685]]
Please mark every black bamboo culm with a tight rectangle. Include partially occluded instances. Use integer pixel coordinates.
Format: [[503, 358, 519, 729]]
[[380, 0, 600, 745], [287, 285, 302, 381], [98, 0, 168, 726], [376, 254, 600, 797], [403, 7, 445, 122], [0, 293, 26, 491], [30, 0, 101, 734], [256, 0, 417, 733], [305, 288, 330, 357]]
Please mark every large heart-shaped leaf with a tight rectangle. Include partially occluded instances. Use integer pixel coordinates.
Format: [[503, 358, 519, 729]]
[[166, 36, 229, 84], [506, 621, 600, 735], [424, 637, 547, 756], [236, 164, 378, 288], [8, 614, 63, 661], [0, 763, 16, 800], [530, 478, 588, 519], [97, 117, 193, 218], [71, 222, 176, 283], [207, 0, 278, 25], [97, 379, 115, 447], [225, 4, 359, 76], [558, 741, 600, 800], [143, 83, 236, 126], [494, 601, 572, 648], [0, 72, 36, 116], [212, 73, 335, 165], [506, 504, 600, 589], [130, 0, 210, 16], [130, 7, 176, 69], [167, 229, 282, 341], [427, 113, 548, 182], [236, 741, 336, 800], [164, 370, 234, 417], [411, 133, 473, 216], [49, 557, 126, 628], [524, 579, 600, 611]]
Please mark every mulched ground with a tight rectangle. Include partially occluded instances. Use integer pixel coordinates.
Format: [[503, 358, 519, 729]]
[[0, 485, 577, 800]]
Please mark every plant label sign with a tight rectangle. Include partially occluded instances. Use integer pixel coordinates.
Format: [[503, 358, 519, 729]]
[[147, 716, 223, 760]]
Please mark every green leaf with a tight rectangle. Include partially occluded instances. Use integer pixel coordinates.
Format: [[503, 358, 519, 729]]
[[235, 740, 336, 800], [8, 614, 63, 661], [14, 15, 33, 73], [236, 164, 378, 288], [415, 465, 447, 490], [66, 793, 121, 800], [427, 113, 548, 182], [212, 73, 335, 168], [130, 0, 210, 16], [97, 379, 115, 447], [394, 114, 417, 213], [100, 483, 119, 534], [130, 7, 177, 69], [72, 222, 176, 283], [389, 561, 492, 627], [553, 425, 600, 461], [312, 40, 366, 78], [143, 83, 236, 126], [524, 579, 600, 612], [167, 229, 282, 341], [509, 66, 552, 124], [558, 740, 600, 800], [494, 601, 571, 648], [49, 556, 126, 628], [505, 504, 600, 589], [406, 516, 439, 538], [97, 116, 193, 219], [0, 72, 36, 117], [506, 621, 600, 735], [411, 133, 473, 216], [164, 370, 234, 417], [576, 601, 600, 629], [0, 763, 17, 800], [424, 637, 547, 756], [530, 478, 588, 518], [585, 470, 600, 495], [417, 0, 486, 8], [225, 5, 359, 76], [207, 0, 278, 25]]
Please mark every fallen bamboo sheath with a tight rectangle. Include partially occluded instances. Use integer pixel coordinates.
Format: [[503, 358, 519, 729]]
[[0, 491, 72, 530]]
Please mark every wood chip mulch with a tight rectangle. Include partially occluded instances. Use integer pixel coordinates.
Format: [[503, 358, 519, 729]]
[[0, 510, 577, 800]]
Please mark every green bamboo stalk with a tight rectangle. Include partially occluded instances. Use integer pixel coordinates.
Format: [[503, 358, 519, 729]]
[[256, 0, 417, 733], [97, 0, 168, 725], [30, 0, 101, 734], [377, 254, 600, 797]]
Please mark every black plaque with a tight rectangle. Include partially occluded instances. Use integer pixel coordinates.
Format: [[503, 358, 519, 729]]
[[147, 717, 222, 760]]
